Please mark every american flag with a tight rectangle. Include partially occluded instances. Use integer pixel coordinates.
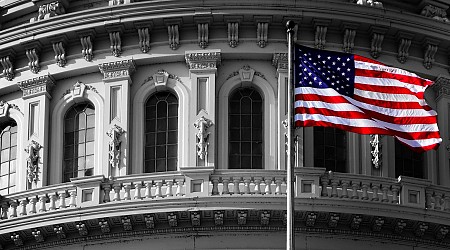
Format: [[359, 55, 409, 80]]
[[294, 44, 441, 152]]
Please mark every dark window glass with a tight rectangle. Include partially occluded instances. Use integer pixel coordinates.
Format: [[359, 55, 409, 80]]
[[314, 127, 346, 172], [144, 92, 178, 172], [63, 103, 95, 182], [395, 140, 424, 178], [229, 87, 263, 169], [0, 120, 17, 195]]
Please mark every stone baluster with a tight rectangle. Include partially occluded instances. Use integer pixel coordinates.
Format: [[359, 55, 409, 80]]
[[341, 180, 349, 198], [391, 185, 400, 204], [321, 177, 329, 197], [254, 177, 262, 195], [443, 194, 450, 211], [102, 184, 112, 203], [9, 200, 18, 218], [425, 190, 433, 209], [361, 183, 369, 200], [434, 192, 443, 210], [371, 184, 380, 201], [243, 177, 251, 194], [69, 190, 77, 207], [233, 177, 241, 195], [222, 177, 230, 195], [211, 177, 219, 195], [176, 179, 184, 196], [113, 183, 122, 201], [123, 183, 132, 200], [19, 199, 28, 216], [58, 191, 67, 209], [330, 179, 339, 198], [350, 182, 359, 199], [134, 182, 142, 200], [165, 180, 174, 197], [381, 186, 390, 202], [144, 181, 152, 198], [0, 202, 8, 219], [48, 193, 57, 210], [38, 195, 48, 212], [275, 178, 283, 195], [264, 178, 272, 195], [154, 181, 163, 198], [28, 197, 37, 214]]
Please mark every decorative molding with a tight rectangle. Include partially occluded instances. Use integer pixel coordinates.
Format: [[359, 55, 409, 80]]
[[77, 30, 95, 62], [53, 225, 66, 239], [135, 21, 153, 53], [141, 69, 183, 86], [395, 220, 407, 234], [415, 222, 428, 237], [237, 210, 247, 225], [30, 1, 66, 22], [343, 28, 356, 53], [214, 211, 224, 226], [23, 41, 42, 74], [197, 23, 209, 49], [32, 229, 44, 243], [122, 216, 132, 231], [165, 19, 182, 50], [76, 222, 88, 236], [61, 81, 99, 99], [144, 214, 155, 229], [99, 219, 111, 233], [306, 212, 317, 227], [105, 25, 124, 57], [25, 140, 42, 184], [185, 50, 221, 70], [421, 4, 449, 23], [352, 0, 383, 8], [351, 215, 362, 230], [191, 212, 201, 226], [50, 35, 68, 67], [436, 226, 449, 240], [370, 27, 387, 58], [106, 124, 125, 169], [396, 32, 413, 64], [0, 101, 20, 117], [370, 134, 382, 169], [98, 59, 136, 80], [272, 53, 288, 72], [226, 65, 266, 81], [17, 74, 55, 99], [372, 217, 384, 232], [109, 0, 133, 6], [228, 22, 239, 48], [328, 213, 340, 228], [11, 233, 23, 247], [260, 211, 270, 226], [0, 55, 14, 81], [313, 19, 330, 50], [423, 38, 439, 69], [431, 75, 450, 100], [256, 22, 269, 48], [194, 116, 213, 161], [167, 213, 177, 227]]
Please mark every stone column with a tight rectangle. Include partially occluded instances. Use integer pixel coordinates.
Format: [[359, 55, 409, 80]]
[[184, 50, 221, 168], [98, 59, 136, 177], [17, 75, 55, 188], [432, 76, 450, 186]]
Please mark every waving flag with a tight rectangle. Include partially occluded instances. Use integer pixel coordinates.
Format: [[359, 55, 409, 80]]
[[294, 44, 441, 151]]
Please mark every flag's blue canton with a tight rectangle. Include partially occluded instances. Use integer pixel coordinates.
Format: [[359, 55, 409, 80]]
[[295, 45, 355, 97]]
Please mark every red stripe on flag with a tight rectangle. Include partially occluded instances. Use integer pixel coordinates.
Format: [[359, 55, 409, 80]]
[[355, 68, 432, 87], [354, 83, 425, 99], [354, 55, 385, 66]]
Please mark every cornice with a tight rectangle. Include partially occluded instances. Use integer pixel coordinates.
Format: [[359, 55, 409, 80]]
[[16, 74, 55, 99]]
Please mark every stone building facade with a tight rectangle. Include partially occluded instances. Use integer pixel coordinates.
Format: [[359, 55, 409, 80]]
[[1, 0, 450, 249]]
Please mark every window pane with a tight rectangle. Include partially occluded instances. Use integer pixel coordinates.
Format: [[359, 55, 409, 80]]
[[167, 158, 177, 171], [168, 117, 177, 130], [167, 145, 177, 157], [86, 114, 95, 128], [167, 131, 177, 144], [1, 149, 10, 162], [10, 160, 16, 173], [156, 132, 166, 145], [64, 118, 74, 132], [157, 118, 167, 132], [86, 142, 94, 155], [64, 146, 74, 159], [145, 133, 155, 146], [78, 113, 86, 130], [1, 132, 10, 149], [314, 127, 347, 172], [157, 101, 167, 118], [86, 128, 95, 142], [10, 146, 16, 160], [0, 162, 9, 176], [145, 161, 156, 173], [77, 157, 86, 171], [64, 132, 74, 145], [156, 159, 166, 172]]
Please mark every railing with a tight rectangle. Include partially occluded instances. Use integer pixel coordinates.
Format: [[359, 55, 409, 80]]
[[1, 168, 450, 223]]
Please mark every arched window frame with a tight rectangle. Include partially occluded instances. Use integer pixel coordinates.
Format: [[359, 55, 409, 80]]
[[50, 87, 104, 185], [0, 106, 25, 193], [218, 74, 276, 170], [132, 78, 189, 174]]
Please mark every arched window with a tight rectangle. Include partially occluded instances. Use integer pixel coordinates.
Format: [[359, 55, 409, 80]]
[[0, 120, 17, 195], [395, 140, 424, 178], [229, 87, 263, 169], [314, 127, 347, 172], [144, 92, 178, 172], [63, 103, 95, 182]]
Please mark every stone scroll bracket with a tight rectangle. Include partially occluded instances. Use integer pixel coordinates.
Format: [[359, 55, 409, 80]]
[[313, 18, 331, 50], [341, 22, 359, 54], [105, 25, 124, 57], [22, 41, 43, 74], [224, 16, 243, 48], [195, 16, 212, 49], [369, 26, 387, 59], [0, 49, 16, 81], [423, 38, 440, 70], [49, 35, 68, 67], [77, 29, 96, 62], [255, 16, 272, 48], [164, 18, 182, 50], [134, 21, 153, 53], [396, 31, 414, 64]]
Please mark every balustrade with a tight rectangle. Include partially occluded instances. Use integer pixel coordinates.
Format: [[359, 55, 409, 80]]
[[425, 185, 450, 212]]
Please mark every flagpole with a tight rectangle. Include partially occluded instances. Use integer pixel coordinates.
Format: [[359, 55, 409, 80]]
[[286, 20, 296, 250]]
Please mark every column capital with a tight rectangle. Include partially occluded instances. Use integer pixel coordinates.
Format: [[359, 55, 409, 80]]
[[17, 74, 55, 99], [431, 75, 450, 101], [272, 53, 288, 73], [98, 59, 136, 81], [185, 49, 221, 72]]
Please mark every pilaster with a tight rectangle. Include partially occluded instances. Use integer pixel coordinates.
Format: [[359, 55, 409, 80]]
[[98, 59, 136, 177], [17, 74, 55, 188], [431, 75, 450, 186], [184, 50, 221, 168]]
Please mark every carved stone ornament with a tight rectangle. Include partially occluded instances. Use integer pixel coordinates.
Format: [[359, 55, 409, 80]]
[[141, 69, 183, 86], [25, 140, 42, 184], [415, 222, 428, 237], [122, 216, 132, 231], [61, 81, 99, 100], [167, 213, 177, 227], [0, 55, 15, 81], [11, 233, 23, 247], [370, 134, 382, 169], [76, 222, 88, 236], [25, 46, 41, 74], [191, 212, 201, 226], [421, 4, 449, 23], [260, 211, 270, 226], [397, 37, 411, 63], [256, 22, 268, 48], [372, 217, 384, 232], [53, 225, 66, 239], [0, 101, 10, 118], [351, 215, 362, 230], [99, 219, 110, 233], [198, 23, 209, 49], [306, 212, 317, 227], [105, 25, 124, 57], [228, 22, 239, 48], [272, 53, 288, 71], [423, 39, 439, 70], [370, 27, 386, 59], [17, 74, 55, 99], [106, 124, 125, 169], [30, 1, 66, 22], [109, 0, 133, 6], [239, 65, 256, 82], [144, 214, 155, 229], [214, 211, 224, 226], [237, 210, 247, 225], [135, 22, 153, 53], [168, 24, 180, 50], [32, 229, 44, 243], [328, 213, 340, 228], [77, 30, 95, 62], [395, 220, 407, 234], [352, 0, 383, 8], [343, 28, 356, 53], [98, 59, 136, 80], [431, 75, 450, 100], [185, 50, 221, 70], [314, 25, 328, 50], [436, 226, 449, 240], [194, 116, 213, 161]]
